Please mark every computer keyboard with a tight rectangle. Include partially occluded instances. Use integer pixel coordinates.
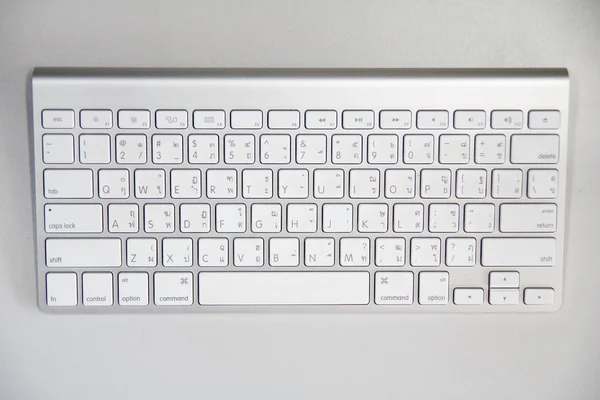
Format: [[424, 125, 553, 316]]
[[31, 68, 569, 313]]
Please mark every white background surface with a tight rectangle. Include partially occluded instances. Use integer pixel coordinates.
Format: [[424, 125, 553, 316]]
[[1, 1, 599, 399]]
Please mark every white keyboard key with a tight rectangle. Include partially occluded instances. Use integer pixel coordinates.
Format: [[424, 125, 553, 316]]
[[528, 110, 560, 129], [416, 110, 449, 129], [375, 272, 413, 305], [46, 273, 77, 306], [428, 203, 459, 232], [439, 134, 470, 164], [278, 169, 308, 198], [527, 169, 558, 199], [403, 134, 434, 164], [511, 135, 559, 164], [489, 271, 520, 288], [118, 110, 150, 129], [419, 272, 449, 305], [44, 169, 93, 199], [499, 203, 557, 233], [80, 134, 110, 164], [234, 238, 264, 267], [99, 169, 129, 199], [260, 134, 291, 164], [108, 204, 139, 233], [411, 238, 441, 267], [323, 203, 353, 233], [42, 109, 75, 129], [453, 288, 484, 305], [314, 169, 344, 198], [464, 203, 495, 233], [296, 134, 326, 164], [156, 110, 188, 129], [524, 288, 555, 305], [206, 169, 237, 198], [481, 238, 556, 267], [446, 238, 476, 267], [44, 204, 103, 233], [375, 238, 405, 267], [116, 134, 147, 164], [118, 272, 149, 306], [287, 203, 317, 233], [188, 134, 219, 164], [340, 238, 369, 267], [475, 134, 506, 164], [198, 272, 369, 305], [225, 134, 255, 164], [342, 110, 374, 129], [305, 110, 337, 129], [357, 204, 388, 233], [43, 134, 74, 164], [230, 110, 262, 129], [268, 110, 300, 129], [80, 109, 112, 129], [163, 238, 193, 267], [367, 134, 398, 164], [492, 169, 522, 198], [134, 169, 166, 199], [332, 134, 362, 164], [420, 169, 451, 198], [198, 238, 228, 267], [180, 204, 210, 233], [491, 110, 523, 129], [489, 289, 519, 305], [269, 238, 299, 267], [127, 238, 157, 267], [46, 238, 121, 267], [154, 272, 193, 306], [216, 204, 246, 233], [456, 169, 487, 198], [251, 204, 281, 233], [379, 110, 411, 129], [152, 134, 183, 164], [82, 273, 113, 306], [193, 110, 225, 129], [171, 169, 201, 198], [304, 238, 335, 267], [393, 204, 424, 233], [384, 169, 415, 198], [349, 169, 380, 198], [242, 169, 273, 199], [144, 204, 175, 233], [454, 110, 486, 129]]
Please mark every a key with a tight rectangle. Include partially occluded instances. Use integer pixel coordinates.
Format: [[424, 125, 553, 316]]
[[511, 135, 559, 164], [453, 288, 484, 305], [46, 239, 121, 267], [420, 169, 451, 198], [475, 134, 505, 164], [418, 271, 449, 305], [492, 169, 523, 198], [80, 134, 110, 164], [118, 272, 149, 306], [357, 203, 388, 233], [152, 134, 183, 164], [234, 238, 264, 267], [367, 134, 398, 164], [108, 204, 139, 233], [251, 204, 282, 233], [118, 110, 150, 129], [314, 169, 344, 198], [464, 203, 494, 233], [242, 169, 273, 199], [349, 169, 380, 198], [231, 110, 262, 129], [375, 272, 413, 305], [216, 204, 246, 233], [198, 238, 228, 267], [489, 271, 520, 288], [42, 109, 75, 129], [340, 238, 369, 267], [410, 238, 441, 267], [446, 238, 476, 267], [134, 169, 166, 199], [304, 238, 335, 267], [44, 204, 103, 233], [428, 203, 459, 233], [162, 238, 193, 267], [332, 134, 362, 164], [343, 110, 374, 129], [225, 134, 255, 164], [403, 134, 434, 164], [156, 110, 188, 129], [416, 110, 449, 129], [82, 273, 113, 306], [489, 289, 520, 305], [393, 204, 424, 233], [384, 169, 415, 198], [116, 134, 147, 164], [278, 169, 309, 198], [44, 169, 93, 199], [524, 288, 555, 305], [268, 110, 300, 129], [99, 169, 129, 199], [180, 204, 210, 233], [379, 110, 412, 129], [206, 169, 237, 198], [193, 110, 225, 130], [260, 134, 291, 164], [46, 273, 78, 306], [481, 238, 556, 267], [188, 134, 219, 164], [127, 238, 157, 267], [287, 203, 317, 233], [269, 238, 300, 267], [80, 110, 113, 129], [499, 204, 557, 233], [42, 134, 74, 164], [439, 134, 470, 164], [375, 238, 406, 267], [527, 169, 558, 199], [171, 169, 201, 198], [296, 134, 327, 164], [322, 203, 353, 233], [154, 272, 193, 306], [144, 204, 175, 233], [456, 169, 487, 198]]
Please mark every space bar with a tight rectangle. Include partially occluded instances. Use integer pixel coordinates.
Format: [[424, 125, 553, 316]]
[[198, 272, 370, 305]]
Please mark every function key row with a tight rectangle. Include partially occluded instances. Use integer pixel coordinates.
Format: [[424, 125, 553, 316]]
[[41, 109, 562, 131]]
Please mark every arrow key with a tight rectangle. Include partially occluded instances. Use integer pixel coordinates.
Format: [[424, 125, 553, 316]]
[[489, 289, 519, 305], [453, 288, 484, 305], [489, 271, 520, 288], [524, 288, 555, 305]]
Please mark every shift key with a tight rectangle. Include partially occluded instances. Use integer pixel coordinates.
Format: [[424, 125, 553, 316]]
[[46, 239, 122, 267], [481, 238, 556, 267]]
